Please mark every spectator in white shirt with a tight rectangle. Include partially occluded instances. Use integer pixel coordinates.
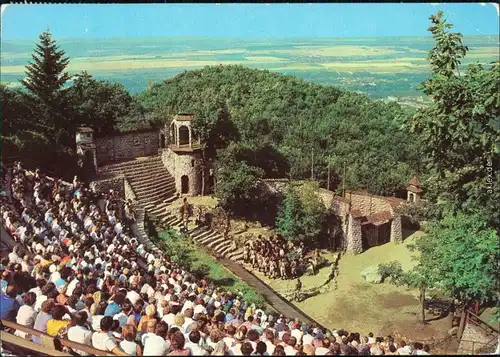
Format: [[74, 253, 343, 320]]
[[186, 330, 208, 356], [91, 316, 127, 356], [119, 324, 142, 356], [67, 311, 93, 356], [143, 321, 170, 356], [15, 292, 37, 339]]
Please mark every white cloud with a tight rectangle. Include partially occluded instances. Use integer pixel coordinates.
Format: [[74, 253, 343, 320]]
[[480, 3, 486, 6], [430, 3, 439, 6]]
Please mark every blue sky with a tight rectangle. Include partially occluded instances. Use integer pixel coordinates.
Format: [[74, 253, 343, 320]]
[[1, 3, 499, 40]]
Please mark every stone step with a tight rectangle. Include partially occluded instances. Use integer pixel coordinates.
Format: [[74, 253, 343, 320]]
[[189, 226, 209, 236], [191, 227, 211, 239], [219, 244, 238, 256], [101, 157, 162, 171], [138, 190, 175, 202], [148, 203, 170, 216], [159, 214, 176, 223], [192, 229, 216, 242], [229, 251, 244, 261], [163, 195, 178, 204], [200, 233, 224, 246], [125, 168, 170, 181], [134, 188, 176, 202], [211, 237, 232, 252], [132, 179, 175, 193], [127, 173, 173, 185]]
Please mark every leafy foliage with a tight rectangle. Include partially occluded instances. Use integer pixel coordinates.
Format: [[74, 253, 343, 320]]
[[65, 71, 142, 137], [407, 10, 500, 228], [20, 30, 71, 107], [407, 212, 499, 306], [394, 200, 441, 228], [377, 261, 405, 285], [214, 142, 265, 216], [276, 181, 327, 245], [137, 65, 421, 196]]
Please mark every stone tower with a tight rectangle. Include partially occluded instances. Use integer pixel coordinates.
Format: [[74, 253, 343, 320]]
[[406, 176, 423, 204], [161, 114, 205, 196], [75, 127, 97, 174]]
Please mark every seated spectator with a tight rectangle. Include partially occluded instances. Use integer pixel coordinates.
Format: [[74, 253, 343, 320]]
[[143, 321, 170, 355], [0, 284, 21, 321], [67, 311, 93, 355], [167, 330, 191, 356], [91, 316, 127, 355], [14, 292, 37, 339], [119, 324, 142, 356]]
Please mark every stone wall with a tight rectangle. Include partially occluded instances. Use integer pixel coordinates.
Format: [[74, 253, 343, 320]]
[[90, 174, 125, 199], [90, 174, 125, 217], [124, 177, 137, 203], [345, 191, 396, 216], [161, 148, 203, 196], [95, 130, 159, 165], [346, 215, 363, 254]]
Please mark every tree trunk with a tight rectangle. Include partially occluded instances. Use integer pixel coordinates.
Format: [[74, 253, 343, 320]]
[[447, 302, 455, 329], [419, 286, 426, 324], [457, 305, 467, 341], [201, 164, 205, 196], [201, 149, 206, 196]]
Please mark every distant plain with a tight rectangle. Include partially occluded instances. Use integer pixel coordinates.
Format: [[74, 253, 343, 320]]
[[1, 36, 498, 98]]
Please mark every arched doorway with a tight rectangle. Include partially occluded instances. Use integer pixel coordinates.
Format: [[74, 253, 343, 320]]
[[408, 192, 415, 203], [181, 175, 189, 194], [160, 133, 166, 148], [179, 126, 189, 146]]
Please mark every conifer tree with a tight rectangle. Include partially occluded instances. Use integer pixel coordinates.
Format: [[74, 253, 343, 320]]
[[21, 29, 70, 107]]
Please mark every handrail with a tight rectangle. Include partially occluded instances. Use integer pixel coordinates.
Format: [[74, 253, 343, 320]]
[[1, 319, 116, 356], [1, 333, 69, 357], [466, 310, 500, 334]]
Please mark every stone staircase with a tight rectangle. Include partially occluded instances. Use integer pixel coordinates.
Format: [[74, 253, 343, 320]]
[[100, 155, 244, 264], [100, 156, 178, 209]]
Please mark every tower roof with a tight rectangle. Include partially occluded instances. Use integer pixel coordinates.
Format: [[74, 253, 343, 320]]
[[77, 126, 94, 133], [408, 176, 421, 187], [173, 113, 195, 122]]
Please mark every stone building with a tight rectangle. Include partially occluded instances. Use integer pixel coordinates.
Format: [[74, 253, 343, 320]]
[[75, 126, 97, 174], [160, 113, 213, 196], [265, 181, 406, 255], [407, 176, 423, 203]]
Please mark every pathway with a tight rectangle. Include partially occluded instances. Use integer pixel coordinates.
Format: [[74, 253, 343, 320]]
[[220, 257, 326, 329]]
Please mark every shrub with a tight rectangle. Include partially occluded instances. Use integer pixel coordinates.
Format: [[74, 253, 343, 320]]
[[378, 261, 405, 284]]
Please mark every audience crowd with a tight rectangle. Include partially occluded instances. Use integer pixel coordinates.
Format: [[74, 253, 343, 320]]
[[0, 162, 431, 355]]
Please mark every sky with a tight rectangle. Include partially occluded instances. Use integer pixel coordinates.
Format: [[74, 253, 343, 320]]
[[1, 3, 499, 40]]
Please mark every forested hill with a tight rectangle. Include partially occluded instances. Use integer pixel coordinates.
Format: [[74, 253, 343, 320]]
[[135, 65, 421, 196]]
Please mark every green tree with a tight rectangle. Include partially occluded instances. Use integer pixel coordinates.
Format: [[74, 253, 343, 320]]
[[137, 64, 419, 197], [276, 181, 327, 245], [20, 29, 71, 148], [215, 142, 264, 216], [275, 185, 303, 241], [65, 71, 139, 136], [408, 10, 500, 227], [406, 212, 499, 324], [21, 29, 70, 107]]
